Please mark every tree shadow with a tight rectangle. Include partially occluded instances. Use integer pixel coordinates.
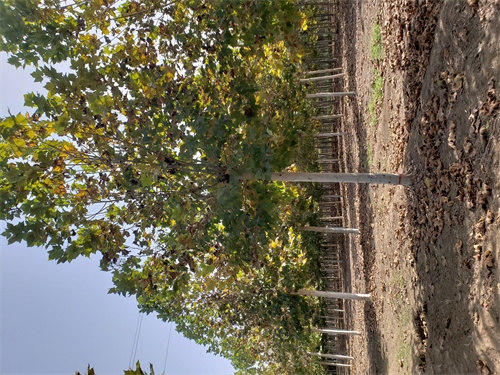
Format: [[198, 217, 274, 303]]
[[401, 0, 500, 373]]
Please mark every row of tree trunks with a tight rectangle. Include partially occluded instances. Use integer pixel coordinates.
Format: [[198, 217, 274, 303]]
[[301, 6, 358, 372]]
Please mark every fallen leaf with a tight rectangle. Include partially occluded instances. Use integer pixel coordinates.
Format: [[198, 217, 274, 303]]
[[452, 73, 465, 91]]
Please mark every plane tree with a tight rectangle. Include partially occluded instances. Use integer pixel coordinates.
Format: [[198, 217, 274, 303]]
[[1, 1, 327, 372], [0, 0, 310, 265]]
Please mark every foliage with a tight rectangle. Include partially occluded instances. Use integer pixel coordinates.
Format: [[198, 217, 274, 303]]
[[76, 361, 157, 375], [1, 0, 327, 373]]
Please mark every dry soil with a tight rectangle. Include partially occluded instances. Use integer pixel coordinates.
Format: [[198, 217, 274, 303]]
[[335, 0, 500, 374]]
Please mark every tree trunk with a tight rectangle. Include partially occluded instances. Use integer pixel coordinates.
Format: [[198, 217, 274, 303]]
[[292, 288, 371, 301], [239, 171, 411, 186], [306, 92, 356, 98], [312, 327, 361, 336], [317, 159, 341, 163], [311, 115, 342, 120], [303, 68, 343, 75], [307, 352, 354, 361], [300, 73, 345, 83], [317, 361, 352, 367], [298, 226, 360, 235], [314, 132, 344, 138]]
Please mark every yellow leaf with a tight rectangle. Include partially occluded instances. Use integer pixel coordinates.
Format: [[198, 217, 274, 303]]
[[299, 18, 307, 31], [54, 184, 66, 197], [143, 86, 155, 99], [13, 138, 25, 148], [62, 144, 75, 154], [76, 190, 86, 199], [165, 68, 174, 81]]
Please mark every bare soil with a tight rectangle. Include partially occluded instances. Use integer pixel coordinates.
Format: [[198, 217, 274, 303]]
[[335, 0, 500, 373]]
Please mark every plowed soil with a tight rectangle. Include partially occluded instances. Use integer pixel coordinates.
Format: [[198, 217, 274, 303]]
[[336, 0, 500, 373]]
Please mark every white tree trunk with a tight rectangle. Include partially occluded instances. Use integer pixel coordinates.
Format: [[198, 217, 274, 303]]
[[307, 352, 354, 361], [318, 159, 341, 163], [298, 226, 360, 235], [239, 171, 411, 186], [306, 92, 356, 98], [312, 327, 361, 336], [317, 361, 352, 367], [303, 68, 343, 75], [311, 114, 342, 120], [270, 171, 410, 186], [314, 132, 345, 138], [293, 288, 371, 301], [300, 73, 345, 83]]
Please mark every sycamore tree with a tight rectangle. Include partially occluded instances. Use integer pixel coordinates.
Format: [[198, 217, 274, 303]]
[[77, 362, 159, 375], [1, 0, 327, 373], [128, 224, 324, 374], [0, 0, 308, 270]]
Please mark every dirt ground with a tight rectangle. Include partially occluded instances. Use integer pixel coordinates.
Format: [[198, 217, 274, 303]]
[[335, 0, 500, 373]]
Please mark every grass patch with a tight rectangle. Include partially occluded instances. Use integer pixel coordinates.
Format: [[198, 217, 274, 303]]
[[396, 305, 412, 372], [393, 272, 413, 372], [397, 338, 412, 371], [370, 22, 384, 61], [369, 20, 384, 128], [372, 71, 383, 101]]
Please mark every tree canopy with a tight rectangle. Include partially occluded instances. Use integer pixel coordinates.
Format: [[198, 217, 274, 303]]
[[1, 1, 327, 373], [76, 362, 158, 375]]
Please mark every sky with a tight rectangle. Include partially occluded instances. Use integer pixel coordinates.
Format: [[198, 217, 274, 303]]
[[0, 52, 235, 375]]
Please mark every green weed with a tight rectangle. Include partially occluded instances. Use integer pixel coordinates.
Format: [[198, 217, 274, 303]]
[[397, 339, 412, 371], [369, 20, 384, 128], [366, 141, 374, 168], [372, 71, 383, 100], [370, 22, 384, 61]]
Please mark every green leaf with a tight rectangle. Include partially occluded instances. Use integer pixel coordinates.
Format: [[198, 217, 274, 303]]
[[140, 174, 153, 187]]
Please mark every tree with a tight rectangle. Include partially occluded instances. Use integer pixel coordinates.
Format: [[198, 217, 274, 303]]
[[0, 0, 309, 268], [76, 361, 157, 375], [1, 1, 327, 373]]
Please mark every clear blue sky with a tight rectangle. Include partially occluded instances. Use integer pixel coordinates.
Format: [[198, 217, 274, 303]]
[[0, 53, 235, 375]]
